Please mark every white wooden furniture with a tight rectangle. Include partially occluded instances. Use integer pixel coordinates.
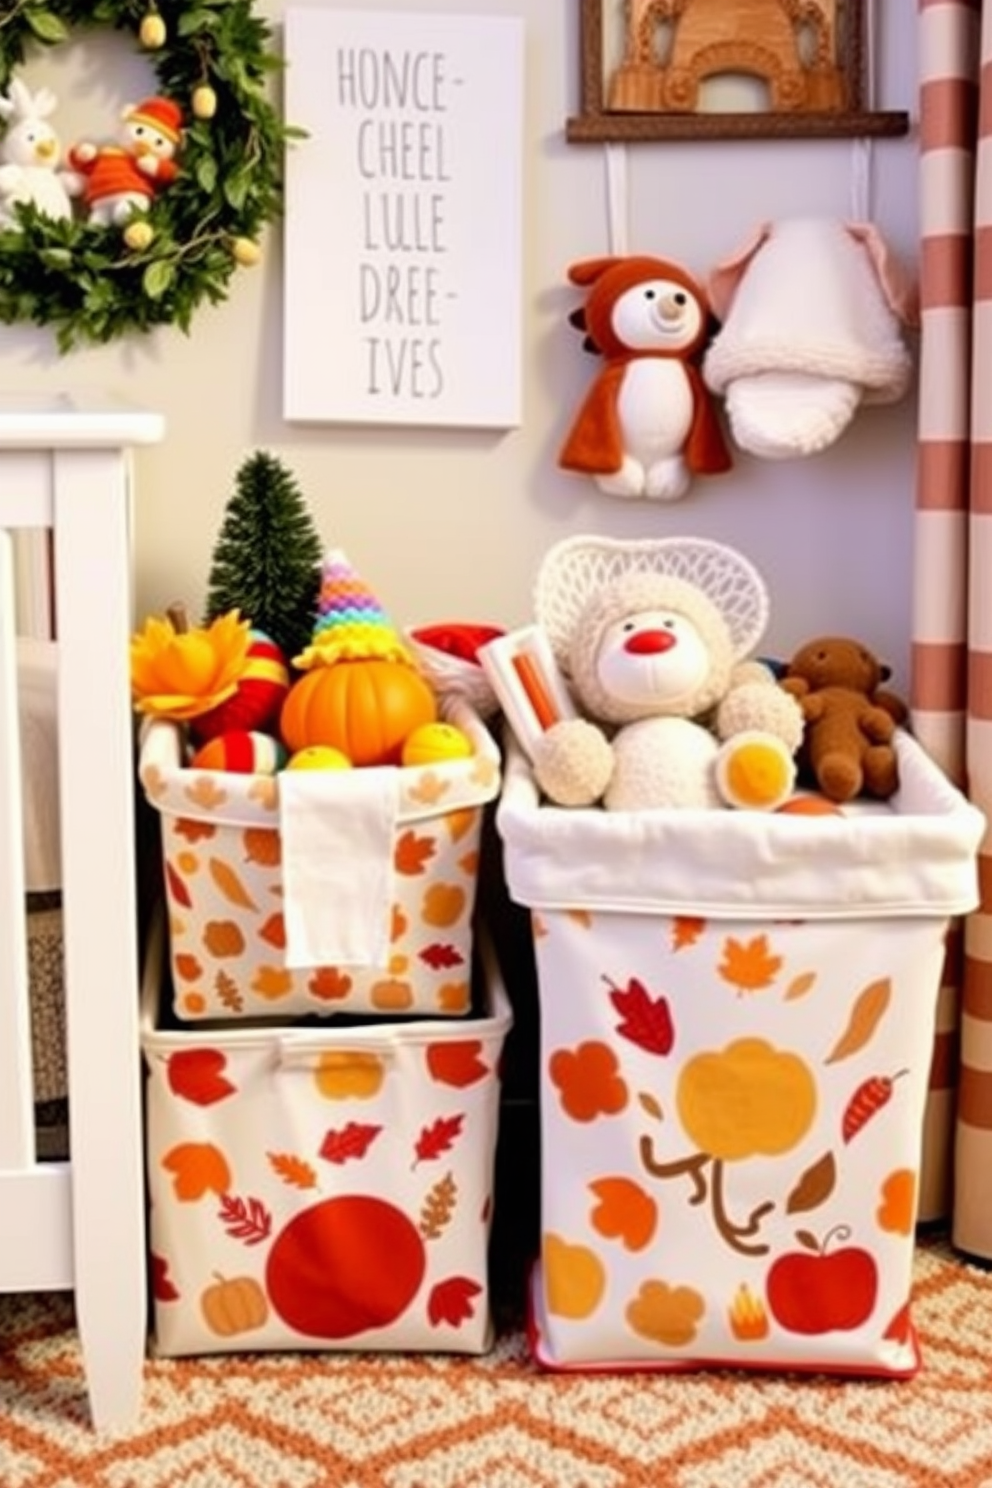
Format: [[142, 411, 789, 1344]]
[[0, 393, 163, 1430]]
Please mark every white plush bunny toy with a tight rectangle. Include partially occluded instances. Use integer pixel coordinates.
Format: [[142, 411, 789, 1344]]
[[0, 79, 81, 229]]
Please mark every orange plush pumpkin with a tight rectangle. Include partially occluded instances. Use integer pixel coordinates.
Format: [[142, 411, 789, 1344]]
[[280, 657, 437, 766]]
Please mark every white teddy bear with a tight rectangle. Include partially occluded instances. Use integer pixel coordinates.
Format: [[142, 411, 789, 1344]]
[[529, 537, 804, 812], [0, 80, 81, 229]]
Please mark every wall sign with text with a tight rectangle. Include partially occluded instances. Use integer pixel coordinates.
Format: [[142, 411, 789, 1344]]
[[284, 8, 524, 428]]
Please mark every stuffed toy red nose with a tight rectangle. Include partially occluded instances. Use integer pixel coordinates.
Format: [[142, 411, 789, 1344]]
[[625, 630, 676, 655]]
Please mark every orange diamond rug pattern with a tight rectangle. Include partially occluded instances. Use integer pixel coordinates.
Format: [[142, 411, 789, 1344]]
[[1, 1237, 991, 1487]]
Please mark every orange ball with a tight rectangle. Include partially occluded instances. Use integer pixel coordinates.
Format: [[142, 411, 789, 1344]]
[[776, 794, 845, 817]]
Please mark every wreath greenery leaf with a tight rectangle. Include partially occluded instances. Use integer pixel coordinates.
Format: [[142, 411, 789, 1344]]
[[0, 0, 302, 350]]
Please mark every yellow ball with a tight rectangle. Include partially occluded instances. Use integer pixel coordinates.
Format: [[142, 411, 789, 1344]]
[[124, 220, 154, 251], [232, 237, 261, 267], [139, 12, 167, 48], [401, 721, 473, 768], [285, 745, 352, 772], [192, 85, 218, 120]]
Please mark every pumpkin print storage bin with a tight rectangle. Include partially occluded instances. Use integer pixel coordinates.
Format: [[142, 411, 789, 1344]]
[[497, 733, 984, 1378], [142, 914, 513, 1357], [139, 699, 500, 1020]]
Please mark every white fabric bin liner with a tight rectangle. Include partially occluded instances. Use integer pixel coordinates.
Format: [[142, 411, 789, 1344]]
[[498, 731, 985, 923]]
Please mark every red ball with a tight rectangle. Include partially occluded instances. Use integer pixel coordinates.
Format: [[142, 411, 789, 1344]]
[[190, 731, 287, 774], [191, 631, 290, 742]]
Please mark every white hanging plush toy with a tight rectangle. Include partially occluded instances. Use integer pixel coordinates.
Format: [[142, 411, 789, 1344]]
[[558, 256, 733, 502], [0, 79, 81, 229], [529, 536, 804, 812], [702, 218, 919, 460]]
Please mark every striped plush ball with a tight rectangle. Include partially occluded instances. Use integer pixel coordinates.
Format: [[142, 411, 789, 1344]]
[[190, 731, 287, 775], [190, 631, 290, 742]]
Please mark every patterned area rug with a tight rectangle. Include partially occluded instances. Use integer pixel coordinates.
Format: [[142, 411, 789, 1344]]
[[2, 1235, 991, 1487]]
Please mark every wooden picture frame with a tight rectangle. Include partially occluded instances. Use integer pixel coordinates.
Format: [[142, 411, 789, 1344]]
[[566, 0, 910, 142]]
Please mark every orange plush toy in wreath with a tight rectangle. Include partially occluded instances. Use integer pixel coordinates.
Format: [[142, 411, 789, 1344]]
[[558, 255, 732, 502], [779, 635, 909, 803]]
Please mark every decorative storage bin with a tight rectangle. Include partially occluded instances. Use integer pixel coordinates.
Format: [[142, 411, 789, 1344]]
[[142, 915, 513, 1357], [497, 733, 985, 1378], [139, 700, 500, 1020]]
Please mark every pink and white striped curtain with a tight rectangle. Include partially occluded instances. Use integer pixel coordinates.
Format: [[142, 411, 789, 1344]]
[[916, 0, 992, 1256]]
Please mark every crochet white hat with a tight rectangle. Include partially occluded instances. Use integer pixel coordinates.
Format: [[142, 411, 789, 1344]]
[[534, 535, 769, 676]]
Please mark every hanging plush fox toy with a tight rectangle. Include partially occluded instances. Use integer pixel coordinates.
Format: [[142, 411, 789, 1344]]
[[558, 255, 732, 502]]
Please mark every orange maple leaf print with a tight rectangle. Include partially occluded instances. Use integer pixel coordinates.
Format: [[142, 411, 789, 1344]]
[[251, 965, 294, 1001], [671, 916, 705, 950], [445, 808, 477, 843], [247, 776, 278, 810], [408, 773, 450, 807], [471, 757, 499, 790], [718, 934, 782, 993], [308, 966, 353, 1002], [140, 763, 166, 803], [162, 1142, 231, 1201], [243, 827, 280, 867], [394, 829, 438, 875], [174, 817, 217, 844], [184, 776, 227, 811]]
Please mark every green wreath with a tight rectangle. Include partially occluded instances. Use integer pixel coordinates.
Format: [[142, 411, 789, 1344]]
[[0, 0, 299, 350]]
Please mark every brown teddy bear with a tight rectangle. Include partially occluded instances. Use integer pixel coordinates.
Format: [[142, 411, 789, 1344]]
[[779, 636, 908, 803]]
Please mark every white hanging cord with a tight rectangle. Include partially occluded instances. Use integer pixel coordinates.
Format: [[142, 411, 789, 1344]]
[[850, 0, 877, 223], [850, 138, 873, 222], [605, 142, 630, 257]]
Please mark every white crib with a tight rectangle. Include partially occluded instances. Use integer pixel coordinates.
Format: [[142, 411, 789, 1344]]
[[0, 393, 163, 1430]]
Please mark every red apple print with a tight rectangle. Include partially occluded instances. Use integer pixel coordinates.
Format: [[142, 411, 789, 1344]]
[[265, 1195, 426, 1339], [765, 1225, 878, 1335]]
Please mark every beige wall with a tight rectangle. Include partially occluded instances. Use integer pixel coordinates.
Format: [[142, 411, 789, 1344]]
[[3, 2, 918, 681]]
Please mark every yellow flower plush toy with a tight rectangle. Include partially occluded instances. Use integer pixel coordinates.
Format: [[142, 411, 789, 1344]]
[[130, 609, 251, 720]]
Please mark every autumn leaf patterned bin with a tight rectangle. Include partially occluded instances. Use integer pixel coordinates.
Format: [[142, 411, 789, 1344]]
[[496, 732, 985, 1378], [138, 700, 500, 1020], [141, 911, 512, 1356]]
